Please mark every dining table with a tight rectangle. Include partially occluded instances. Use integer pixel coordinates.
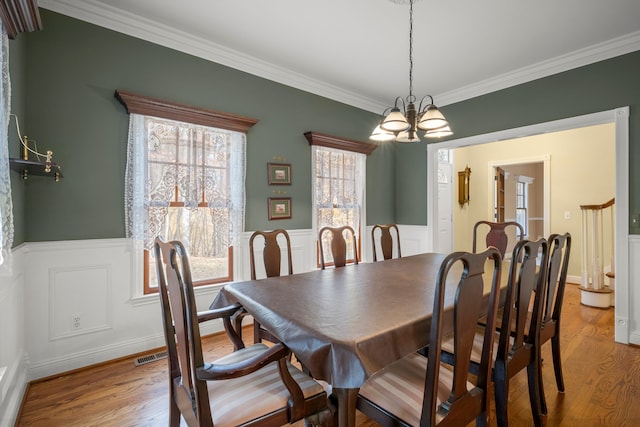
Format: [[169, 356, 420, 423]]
[[209, 252, 504, 427]]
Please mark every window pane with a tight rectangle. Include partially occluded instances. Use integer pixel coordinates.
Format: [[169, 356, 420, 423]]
[[148, 206, 230, 288]]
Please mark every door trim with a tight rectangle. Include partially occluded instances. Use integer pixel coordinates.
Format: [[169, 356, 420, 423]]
[[487, 155, 550, 239], [426, 107, 630, 343]]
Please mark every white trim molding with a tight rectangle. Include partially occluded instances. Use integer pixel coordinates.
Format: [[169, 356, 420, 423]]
[[427, 107, 631, 344]]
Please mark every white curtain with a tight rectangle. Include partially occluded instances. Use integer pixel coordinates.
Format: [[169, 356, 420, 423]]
[[313, 145, 365, 236], [124, 114, 245, 250], [0, 24, 13, 272]]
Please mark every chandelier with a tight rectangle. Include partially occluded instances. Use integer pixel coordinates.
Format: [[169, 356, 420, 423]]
[[370, 0, 452, 143]]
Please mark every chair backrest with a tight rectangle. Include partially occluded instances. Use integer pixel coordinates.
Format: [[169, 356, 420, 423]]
[[249, 229, 293, 280], [542, 233, 571, 334], [318, 225, 359, 269], [495, 238, 549, 368], [154, 237, 217, 426], [422, 247, 502, 425], [156, 237, 332, 426], [473, 220, 525, 259], [371, 224, 401, 261]]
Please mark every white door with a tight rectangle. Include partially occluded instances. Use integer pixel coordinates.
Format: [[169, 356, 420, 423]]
[[436, 162, 453, 253]]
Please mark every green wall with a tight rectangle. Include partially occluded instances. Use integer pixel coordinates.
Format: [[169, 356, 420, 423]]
[[396, 51, 640, 232], [10, 9, 640, 242], [10, 10, 395, 243]]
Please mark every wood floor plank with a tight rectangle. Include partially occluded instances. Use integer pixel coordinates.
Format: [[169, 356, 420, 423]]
[[16, 284, 640, 426]]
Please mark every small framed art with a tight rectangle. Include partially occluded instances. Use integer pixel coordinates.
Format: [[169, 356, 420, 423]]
[[268, 197, 292, 220], [268, 163, 292, 185]]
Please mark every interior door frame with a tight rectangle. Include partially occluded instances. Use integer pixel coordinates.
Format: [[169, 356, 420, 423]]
[[426, 107, 630, 343], [487, 156, 551, 239]]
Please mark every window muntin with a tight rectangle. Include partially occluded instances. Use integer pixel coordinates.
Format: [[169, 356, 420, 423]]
[[313, 146, 365, 266]]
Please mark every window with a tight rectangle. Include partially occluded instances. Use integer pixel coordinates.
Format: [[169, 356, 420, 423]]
[[140, 116, 245, 292], [305, 132, 376, 267], [515, 180, 528, 237], [116, 91, 257, 294]]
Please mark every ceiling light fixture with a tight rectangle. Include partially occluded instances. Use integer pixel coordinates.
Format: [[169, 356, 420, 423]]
[[370, 0, 452, 143]]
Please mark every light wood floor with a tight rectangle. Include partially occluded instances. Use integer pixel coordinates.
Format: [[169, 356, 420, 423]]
[[16, 284, 640, 427]]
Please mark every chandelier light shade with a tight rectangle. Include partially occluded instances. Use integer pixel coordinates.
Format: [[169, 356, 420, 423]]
[[371, 0, 452, 143]]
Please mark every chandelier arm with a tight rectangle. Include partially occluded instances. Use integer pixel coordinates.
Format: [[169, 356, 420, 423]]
[[417, 95, 435, 113], [393, 96, 406, 113]]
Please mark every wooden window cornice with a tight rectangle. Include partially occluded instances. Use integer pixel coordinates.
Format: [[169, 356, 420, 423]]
[[304, 131, 377, 155], [115, 90, 258, 133], [0, 0, 42, 39]]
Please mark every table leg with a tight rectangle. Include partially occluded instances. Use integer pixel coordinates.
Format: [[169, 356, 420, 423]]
[[331, 388, 359, 427]]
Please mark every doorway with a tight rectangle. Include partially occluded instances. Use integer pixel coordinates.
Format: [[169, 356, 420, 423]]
[[427, 107, 630, 344]]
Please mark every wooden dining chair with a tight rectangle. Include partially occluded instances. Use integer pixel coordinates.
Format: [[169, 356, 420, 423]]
[[535, 232, 571, 416], [473, 220, 525, 259], [244, 229, 293, 344], [441, 238, 549, 427], [318, 225, 359, 269], [154, 237, 332, 427], [371, 223, 401, 261], [356, 247, 503, 427]]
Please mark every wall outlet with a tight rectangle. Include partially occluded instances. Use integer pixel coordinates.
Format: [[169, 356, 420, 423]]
[[72, 314, 81, 329], [564, 211, 571, 220]]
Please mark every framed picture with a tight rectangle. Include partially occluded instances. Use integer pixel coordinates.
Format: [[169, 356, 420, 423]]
[[268, 197, 292, 220], [268, 163, 292, 185]]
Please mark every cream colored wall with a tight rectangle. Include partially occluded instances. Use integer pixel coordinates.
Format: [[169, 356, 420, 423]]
[[452, 123, 615, 279]]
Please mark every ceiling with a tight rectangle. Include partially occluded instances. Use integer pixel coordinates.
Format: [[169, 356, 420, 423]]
[[39, 0, 640, 114]]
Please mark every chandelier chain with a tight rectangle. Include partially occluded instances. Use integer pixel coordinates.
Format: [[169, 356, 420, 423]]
[[408, 0, 413, 99]]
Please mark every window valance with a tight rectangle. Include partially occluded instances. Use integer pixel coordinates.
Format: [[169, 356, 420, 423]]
[[115, 90, 258, 133], [304, 131, 377, 155]]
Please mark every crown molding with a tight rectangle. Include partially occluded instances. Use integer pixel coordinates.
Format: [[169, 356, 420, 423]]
[[39, 0, 640, 111], [436, 31, 640, 106], [38, 0, 386, 113]]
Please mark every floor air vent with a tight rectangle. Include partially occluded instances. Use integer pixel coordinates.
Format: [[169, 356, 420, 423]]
[[134, 351, 168, 366]]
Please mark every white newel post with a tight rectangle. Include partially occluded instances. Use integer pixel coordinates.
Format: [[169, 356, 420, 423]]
[[580, 198, 615, 307]]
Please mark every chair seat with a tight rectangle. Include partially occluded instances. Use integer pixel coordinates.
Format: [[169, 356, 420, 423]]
[[209, 343, 329, 427], [359, 352, 473, 426]]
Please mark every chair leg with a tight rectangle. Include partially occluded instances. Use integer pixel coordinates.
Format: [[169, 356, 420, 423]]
[[475, 412, 489, 427], [168, 393, 181, 427], [253, 319, 261, 344], [551, 335, 565, 392], [526, 361, 545, 427], [493, 363, 509, 427], [537, 357, 548, 416]]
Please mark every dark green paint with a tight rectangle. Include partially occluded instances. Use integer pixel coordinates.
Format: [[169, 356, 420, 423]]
[[10, 10, 394, 243]]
